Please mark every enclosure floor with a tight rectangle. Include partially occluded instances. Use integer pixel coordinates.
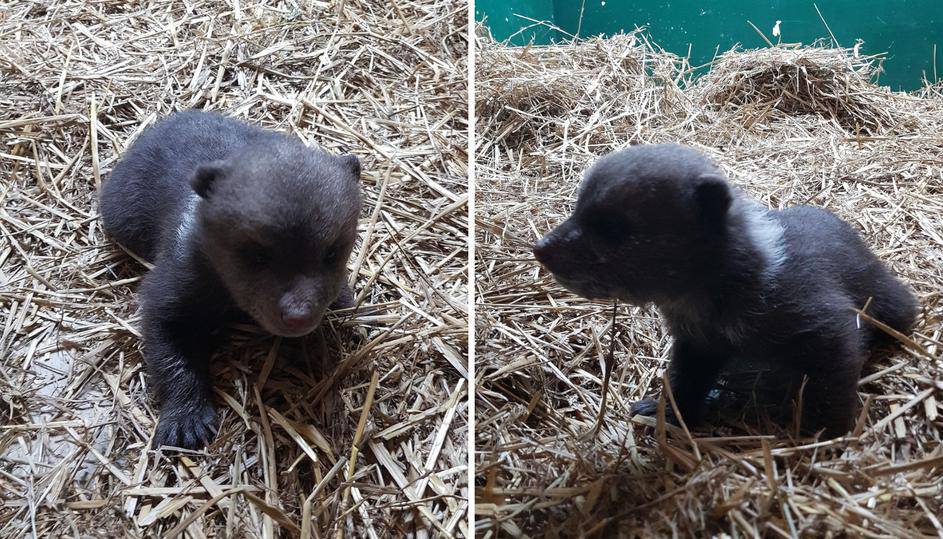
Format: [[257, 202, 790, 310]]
[[0, 1, 468, 536], [475, 32, 943, 537]]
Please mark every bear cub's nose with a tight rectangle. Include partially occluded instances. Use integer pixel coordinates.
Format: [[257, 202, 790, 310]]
[[533, 237, 551, 264], [281, 305, 315, 331]]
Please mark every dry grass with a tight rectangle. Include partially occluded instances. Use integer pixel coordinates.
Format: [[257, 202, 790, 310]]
[[475, 30, 943, 537], [0, 1, 468, 537], [696, 45, 898, 134]]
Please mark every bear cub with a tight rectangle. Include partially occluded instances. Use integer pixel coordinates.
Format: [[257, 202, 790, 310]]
[[101, 110, 362, 449], [534, 144, 917, 437]]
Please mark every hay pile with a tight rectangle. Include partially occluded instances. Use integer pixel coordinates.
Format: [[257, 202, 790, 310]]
[[0, 1, 467, 537], [475, 30, 943, 537], [695, 46, 898, 134]]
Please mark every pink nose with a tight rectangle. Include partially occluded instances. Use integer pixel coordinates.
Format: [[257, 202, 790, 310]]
[[281, 309, 314, 331]]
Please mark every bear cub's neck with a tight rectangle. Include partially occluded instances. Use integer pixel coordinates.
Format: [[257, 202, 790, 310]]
[[659, 195, 786, 344]]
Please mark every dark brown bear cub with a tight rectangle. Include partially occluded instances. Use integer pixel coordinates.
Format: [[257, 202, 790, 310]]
[[534, 144, 917, 437], [101, 110, 362, 449]]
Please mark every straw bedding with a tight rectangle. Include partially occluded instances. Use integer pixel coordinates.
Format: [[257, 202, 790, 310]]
[[475, 31, 942, 537], [0, 1, 467, 537]]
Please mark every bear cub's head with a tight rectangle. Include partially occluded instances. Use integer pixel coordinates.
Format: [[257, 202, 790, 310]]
[[192, 142, 362, 337], [533, 144, 734, 306]]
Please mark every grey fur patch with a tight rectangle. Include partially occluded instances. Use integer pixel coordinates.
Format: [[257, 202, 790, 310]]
[[175, 195, 200, 252], [739, 199, 787, 276]]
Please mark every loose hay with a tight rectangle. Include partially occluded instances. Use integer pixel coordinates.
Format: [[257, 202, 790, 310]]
[[475, 30, 943, 537], [0, 1, 468, 537]]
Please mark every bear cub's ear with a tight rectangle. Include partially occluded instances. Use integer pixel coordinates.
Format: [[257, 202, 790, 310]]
[[694, 173, 732, 222], [191, 160, 229, 199], [339, 154, 361, 181]]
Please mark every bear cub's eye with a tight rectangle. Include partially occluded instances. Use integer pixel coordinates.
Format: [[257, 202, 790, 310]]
[[241, 243, 269, 266], [324, 246, 339, 265], [586, 212, 628, 243]]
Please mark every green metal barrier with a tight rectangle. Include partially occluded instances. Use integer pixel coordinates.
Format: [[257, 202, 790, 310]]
[[476, 0, 942, 91]]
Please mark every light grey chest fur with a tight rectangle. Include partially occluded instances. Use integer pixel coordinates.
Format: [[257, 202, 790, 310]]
[[174, 195, 200, 254]]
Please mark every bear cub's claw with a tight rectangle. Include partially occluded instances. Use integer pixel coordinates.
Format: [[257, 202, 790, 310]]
[[152, 400, 218, 450]]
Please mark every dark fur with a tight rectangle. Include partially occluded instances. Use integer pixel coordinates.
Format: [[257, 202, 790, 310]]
[[100, 110, 362, 448], [534, 144, 918, 436]]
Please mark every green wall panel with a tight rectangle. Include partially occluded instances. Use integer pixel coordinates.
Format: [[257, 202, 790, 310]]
[[475, 0, 561, 45], [477, 1, 942, 90]]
